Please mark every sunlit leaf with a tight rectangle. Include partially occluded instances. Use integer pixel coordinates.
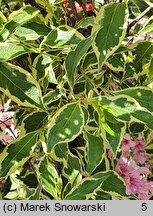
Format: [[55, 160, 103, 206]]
[[0, 6, 39, 41], [65, 34, 96, 88], [92, 2, 128, 68], [47, 102, 84, 151], [0, 43, 31, 62], [84, 130, 104, 174], [42, 25, 84, 47], [0, 62, 44, 109], [38, 157, 58, 199], [0, 132, 38, 179]]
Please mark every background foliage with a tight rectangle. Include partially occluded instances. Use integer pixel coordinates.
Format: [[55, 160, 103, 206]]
[[0, 0, 153, 200]]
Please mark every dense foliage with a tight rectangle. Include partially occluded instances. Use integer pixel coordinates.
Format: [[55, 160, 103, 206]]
[[0, 0, 153, 200]]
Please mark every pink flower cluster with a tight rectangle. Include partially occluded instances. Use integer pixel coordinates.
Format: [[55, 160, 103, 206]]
[[115, 133, 153, 200], [0, 101, 18, 144]]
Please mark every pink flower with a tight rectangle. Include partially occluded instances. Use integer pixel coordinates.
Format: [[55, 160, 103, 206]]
[[75, 3, 93, 12], [86, 3, 92, 11], [111, 80, 119, 90], [0, 134, 14, 144], [0, 111, 14, 130], [124, 167, 153, 199], [116, 132, 153, 199], [106, 143, 113, 158], [134, 133, 146, 153], [121, 133, 135, 152], [115, 157, 135, 175], [75, 5, 83, 12], [0, 102, 20, 144], [133, 152, 148, 164], [0, 105, 3, 110]]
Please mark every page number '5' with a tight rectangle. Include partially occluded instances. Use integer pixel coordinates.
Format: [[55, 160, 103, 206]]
[[141, 203, 147, 211]]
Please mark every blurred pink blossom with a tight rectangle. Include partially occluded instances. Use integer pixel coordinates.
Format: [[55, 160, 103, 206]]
[[0, 134, 14, 144], [106, 143, 113, 158], [0, 111, 14, 130], [111, 80, 119, 90], [125, 167, 153, 200], [134, 133, 146, 152], [115, 133, 153, 199], [133, 152, 148, 164], [115, 156, 135, 175], [0, 102, 19, 144], [121, 133, 135, 152]]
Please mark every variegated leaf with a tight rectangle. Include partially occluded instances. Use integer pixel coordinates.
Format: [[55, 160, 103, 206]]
[[0, 6, 39, 41], [64, 173, 109, 200], [42, 25, 84, 47], [92, 2, 128, 68], [65, 34, 96, 88], [47, 102, 84, 151], [96, 171, 127, 197], [84, 130, 105, 174], [0, 132, 38, 179], [18, 111, 48, 135], [124, 41, 153, 79], [115, 87, 153, 112], [14, 22, 50, 41], [32, 54, 53, 81], [0, 43, 31, 62], [106, 52, 126, 71], [0, 62, 44, 109], [38, 157, 59, 199]]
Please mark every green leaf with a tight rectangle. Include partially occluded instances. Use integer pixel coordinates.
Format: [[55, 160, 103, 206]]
[[38, 157, 58, 199], [106, 52, 125, 71], [125, 41, 153, 78], [0, 6, 39, 41], [75, 17, 96, 29], [32, 54, 53, 81], [65, 34, 96, 88], [47, 102, 84, 151], [105, 121, 125, 156], [0, 62, 44, 109], [0, 132, 38, 179], [0, 43, 31, 62], [43, 88, 66, 105], [19, 111, 48, 135], [96, 171, 127, 197], [64, 153, 82, 179], [115, 87, 153, 112], [14, 22, 51, 41], [131, 0, 153, 17], [92, 2, 128, 68], [19, 173, 38, 188], [51, 143, 69, 162], [29, 184, 42, 200], [65, 172, 110, 200], [96, 96, 136, 122], [84, 131, 104, 174], [139, 16, 153, 34], [42, 25, 84, 47]]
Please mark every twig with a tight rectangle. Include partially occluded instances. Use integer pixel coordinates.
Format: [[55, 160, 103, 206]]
[[0, 119, 17, 139], [127, 5, 153, 33], [68, 0, 79, 21]]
